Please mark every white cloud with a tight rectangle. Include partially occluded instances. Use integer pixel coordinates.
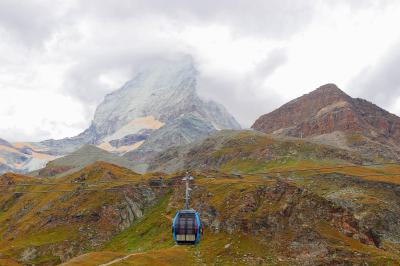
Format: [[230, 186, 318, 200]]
[[0, 89, 87, 142], [0, 0, 400, 140]]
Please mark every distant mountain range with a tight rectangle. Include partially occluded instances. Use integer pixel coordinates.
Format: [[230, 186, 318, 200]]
[[0, 138, 56, 174], [1, 67, 399, 175]]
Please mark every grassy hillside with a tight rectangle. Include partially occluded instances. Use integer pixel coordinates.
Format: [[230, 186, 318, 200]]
[[148, 130, 385, 174], [0, 159, 400, 265]]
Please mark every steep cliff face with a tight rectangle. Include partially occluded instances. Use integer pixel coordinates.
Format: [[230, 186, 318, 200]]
[[252, 84, 400, 159]]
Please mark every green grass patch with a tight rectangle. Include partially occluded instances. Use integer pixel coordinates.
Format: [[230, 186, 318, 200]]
[[15, 226, 78, 247], [104, 194, 174, 253]]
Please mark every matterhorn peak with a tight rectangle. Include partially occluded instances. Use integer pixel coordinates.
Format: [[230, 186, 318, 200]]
[[24, 55, 241, 168]]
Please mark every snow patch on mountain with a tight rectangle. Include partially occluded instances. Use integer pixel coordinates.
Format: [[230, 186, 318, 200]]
[[102, 116, 164, 143]]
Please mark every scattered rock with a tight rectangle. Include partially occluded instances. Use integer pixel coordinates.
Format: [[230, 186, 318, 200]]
[[20, 247, 37, 262]]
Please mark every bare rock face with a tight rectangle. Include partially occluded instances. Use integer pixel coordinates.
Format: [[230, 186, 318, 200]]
[[252, 84, 400, 159]]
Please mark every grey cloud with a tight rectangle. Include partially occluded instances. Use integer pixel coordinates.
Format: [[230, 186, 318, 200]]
[[0, 0, 75, 47], [331, 0, 396, 10], [197, 49, 288, 127], [0, 0, 391, 49], [1, 127, 53, 142], [61, 40, 186, 104], [254, 49, 288, 78], [198, 75, 284, 128], [350, 44, 400, 111], [76, 0, 319, 39]]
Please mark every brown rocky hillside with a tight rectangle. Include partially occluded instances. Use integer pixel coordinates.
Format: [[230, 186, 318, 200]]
[[251, 84, 400, 160]]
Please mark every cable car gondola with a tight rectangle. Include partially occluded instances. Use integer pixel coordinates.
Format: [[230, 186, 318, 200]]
[[172, 173, 202, 245], [172, 209, 201, 245]]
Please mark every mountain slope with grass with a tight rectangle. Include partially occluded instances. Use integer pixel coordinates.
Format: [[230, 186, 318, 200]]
[[147, 130, 374, 174], [1, 132, 400, 265]]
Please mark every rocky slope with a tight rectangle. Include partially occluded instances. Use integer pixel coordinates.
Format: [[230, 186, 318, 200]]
[[1, 161, 400, 265], [252, 84, 400, 160]]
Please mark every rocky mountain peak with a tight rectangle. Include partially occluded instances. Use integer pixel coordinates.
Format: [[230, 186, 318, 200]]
[[0, 55, 241, 174], [91, 56, 240, 142], [252, 84, 353, 136], [308, 83, 351, 102], [312, 83, 347, 96], [252, 84, 400, 160], [285, 83, 351, 107]]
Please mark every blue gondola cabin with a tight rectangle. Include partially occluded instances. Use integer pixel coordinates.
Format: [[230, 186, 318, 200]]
[[172, 209, 201, 245]]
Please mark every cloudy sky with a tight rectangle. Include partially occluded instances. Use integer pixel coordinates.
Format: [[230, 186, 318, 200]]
[[0, 0, 400, 142]]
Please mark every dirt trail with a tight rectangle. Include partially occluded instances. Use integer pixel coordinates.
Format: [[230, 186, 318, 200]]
[[98, 252, 144, 266]]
